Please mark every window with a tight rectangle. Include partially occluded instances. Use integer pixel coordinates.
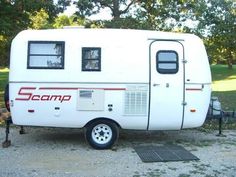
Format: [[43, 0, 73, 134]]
[[82, 47, 101, 71], [27, 41, 65, 69], [79, 90, 92, 98], [156, 51, 178, 74]]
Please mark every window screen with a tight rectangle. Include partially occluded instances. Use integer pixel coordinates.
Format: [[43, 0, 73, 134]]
[[156, 51, 178, 74], [82, 47, 101, 71], [27, 41, 65, 69]]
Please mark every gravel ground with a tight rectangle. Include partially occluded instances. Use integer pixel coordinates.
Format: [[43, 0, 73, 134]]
[[0, 126, 236, 177]]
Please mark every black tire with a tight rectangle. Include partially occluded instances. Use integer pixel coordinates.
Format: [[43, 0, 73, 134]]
[[85, 119, 119, 149]]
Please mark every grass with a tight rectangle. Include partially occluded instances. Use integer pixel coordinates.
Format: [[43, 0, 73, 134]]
[[211, 65, 236, 111]]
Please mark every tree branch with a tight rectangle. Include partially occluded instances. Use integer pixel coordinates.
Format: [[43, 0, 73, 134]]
[[121, 0, 136, 14], [97, 0, 113, 11]]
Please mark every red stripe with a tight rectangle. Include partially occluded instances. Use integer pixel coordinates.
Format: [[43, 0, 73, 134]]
[[39, 87, 77, 90], [39, 87, 126, 91], [20, 87, 37, 90]]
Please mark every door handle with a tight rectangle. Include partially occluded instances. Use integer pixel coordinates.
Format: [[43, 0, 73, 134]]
[[153, 83, 160, 87]]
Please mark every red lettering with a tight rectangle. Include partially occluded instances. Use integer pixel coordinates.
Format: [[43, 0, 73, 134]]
[[61, 95, 71, 102], [31, 95, 40, 101], [15, 87, 36, 101], [41, 95, 50, 101], [15, 87, 72, 102], [50, 95, 62, 101]]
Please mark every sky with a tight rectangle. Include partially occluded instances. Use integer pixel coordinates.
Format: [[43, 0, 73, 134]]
[[62, 2, 112, 20]]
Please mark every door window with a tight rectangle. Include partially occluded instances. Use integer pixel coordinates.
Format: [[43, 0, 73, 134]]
[[156, 51, 178, 74]]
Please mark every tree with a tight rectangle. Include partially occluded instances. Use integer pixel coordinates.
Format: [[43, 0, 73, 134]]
[[134, 0, 201, 31], [73, 0, 136, 19], [0, 0, 70, 35], [0, 0, 70, 66], [196, 0, 236, 69], [53, 14, 86, 28], [135, 0, 236, 68], [29, 9, 51, 29], [53, 15, 72, 28]]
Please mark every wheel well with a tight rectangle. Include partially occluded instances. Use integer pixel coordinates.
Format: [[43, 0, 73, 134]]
[[84, 117, 121, 129]]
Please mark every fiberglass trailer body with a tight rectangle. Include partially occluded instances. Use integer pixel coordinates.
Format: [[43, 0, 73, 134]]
[[8, 28, 211, 149]]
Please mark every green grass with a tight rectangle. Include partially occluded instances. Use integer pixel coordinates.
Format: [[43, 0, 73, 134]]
[[0, 68, 9, 108], [211, 65, 236, 111]]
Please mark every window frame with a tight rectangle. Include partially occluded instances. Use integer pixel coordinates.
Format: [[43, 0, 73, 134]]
[[156, 50, 179, 74], [27, 41, 65, 69], [82, 47, 101, 72]]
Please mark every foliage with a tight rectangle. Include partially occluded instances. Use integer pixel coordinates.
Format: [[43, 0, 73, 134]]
[[0, 0, 63, 36], [103, 17, 142, 29], [72, 0, 200, 31], [0, 0, 70, 66], [134, 0, 199, 31], [196, 0, 236, 69], [0, 69, 9, 108], [53, 15, 86, 28], [53, 15, 72, 28], [211, 65, 236, 111], [29, 9, 51, 29], [73, 0, 136, 19], [0, 35, 9, 66]]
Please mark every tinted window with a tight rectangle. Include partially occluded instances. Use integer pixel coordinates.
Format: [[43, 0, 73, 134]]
[[82, 47, 101, 71], [27, 41, 65, 69], [156, 51, 178, 74]]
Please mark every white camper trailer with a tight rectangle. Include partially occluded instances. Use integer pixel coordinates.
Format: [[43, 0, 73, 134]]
[[7, 28, 211, 149]]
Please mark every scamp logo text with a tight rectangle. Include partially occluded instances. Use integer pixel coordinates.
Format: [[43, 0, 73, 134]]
[[15, 87, 71, 103]]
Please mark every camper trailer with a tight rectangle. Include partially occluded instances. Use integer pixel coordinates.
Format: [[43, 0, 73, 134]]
[[6, 28, 211, 149]]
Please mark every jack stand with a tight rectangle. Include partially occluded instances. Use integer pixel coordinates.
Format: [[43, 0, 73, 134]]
[[19, 126, 26, 134], [216, 114, 226, 137], [2, 117, 12, 148]]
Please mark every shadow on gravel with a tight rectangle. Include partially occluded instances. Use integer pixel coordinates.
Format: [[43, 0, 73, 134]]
[[14, 127, 88, 148], [1, 126, 230, 150]]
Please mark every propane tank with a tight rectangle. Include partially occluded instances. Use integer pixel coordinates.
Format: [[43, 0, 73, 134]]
[[210, 97, 222, 116]]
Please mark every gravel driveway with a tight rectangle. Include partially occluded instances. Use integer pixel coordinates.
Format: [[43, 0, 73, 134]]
[[0, 126, 236, 177]]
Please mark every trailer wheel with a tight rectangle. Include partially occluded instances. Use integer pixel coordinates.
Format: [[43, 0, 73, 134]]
[[85, 119, 119, 149]]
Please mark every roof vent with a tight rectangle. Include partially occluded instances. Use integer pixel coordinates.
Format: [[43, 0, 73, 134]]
[[63, 26, 85, 29]]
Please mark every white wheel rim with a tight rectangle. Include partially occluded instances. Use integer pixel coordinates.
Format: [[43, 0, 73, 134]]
[[92, 124, 112, 145]]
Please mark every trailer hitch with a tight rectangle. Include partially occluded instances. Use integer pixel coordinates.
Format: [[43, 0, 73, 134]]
[[207, 97, 236, 137]]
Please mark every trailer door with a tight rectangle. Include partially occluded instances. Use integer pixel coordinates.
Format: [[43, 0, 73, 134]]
[[148, 40, 185, 130]]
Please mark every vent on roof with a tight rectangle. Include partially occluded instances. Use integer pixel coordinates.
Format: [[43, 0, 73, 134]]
[[63, 26, 85, 29]]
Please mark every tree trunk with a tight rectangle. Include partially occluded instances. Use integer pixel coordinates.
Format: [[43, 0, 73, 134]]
[[112, 0, 121, 19], [227, 51, 233, 69]]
